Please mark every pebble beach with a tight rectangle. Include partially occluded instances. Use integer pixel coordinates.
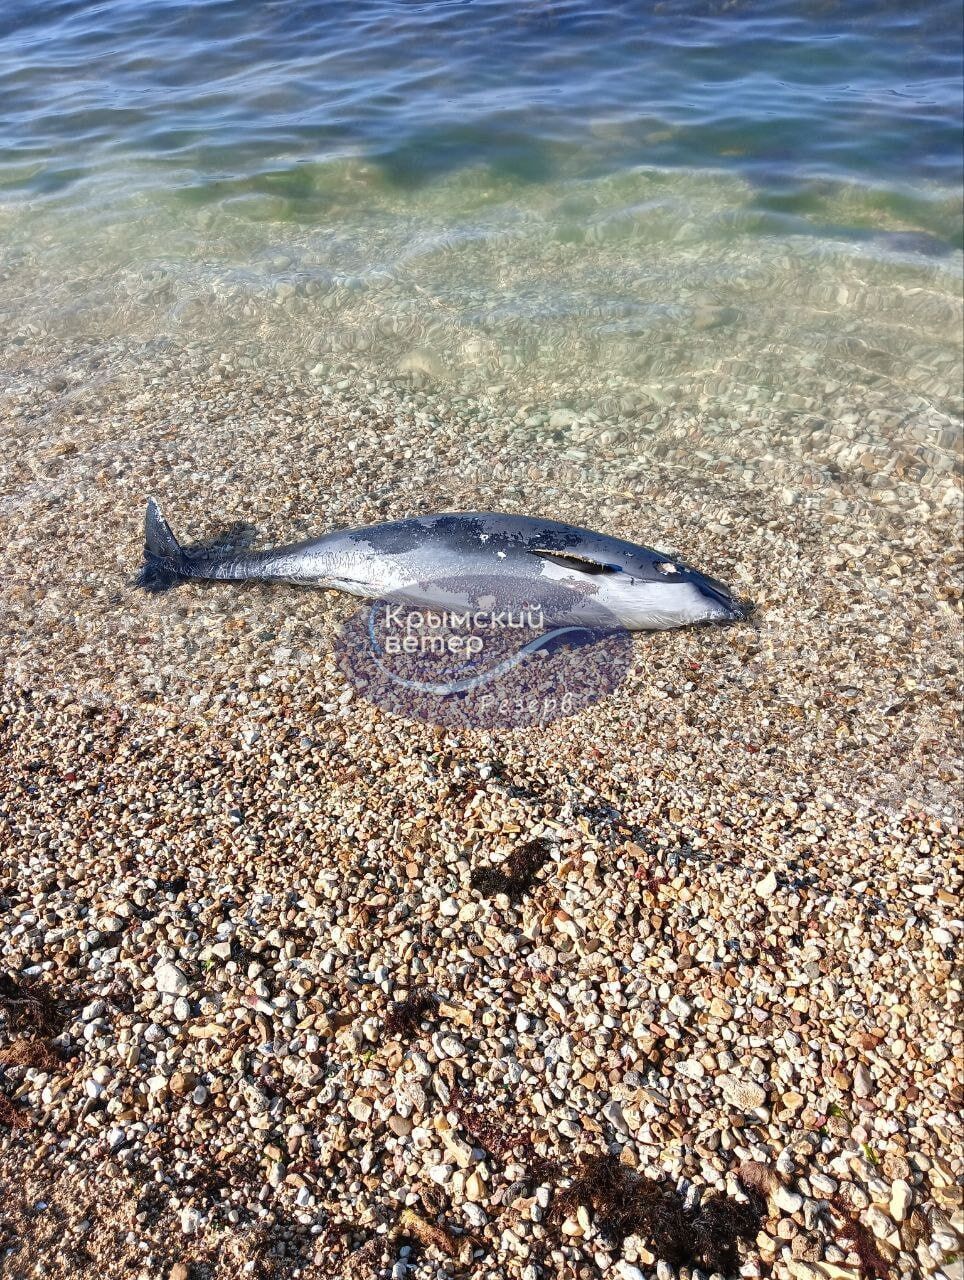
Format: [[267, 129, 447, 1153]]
[[0, 330, 961, 1280], [1, 1, 962, 1277]]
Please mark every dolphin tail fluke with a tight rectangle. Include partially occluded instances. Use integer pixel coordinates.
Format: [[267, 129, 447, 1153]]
[[137, 497, 186, 592]]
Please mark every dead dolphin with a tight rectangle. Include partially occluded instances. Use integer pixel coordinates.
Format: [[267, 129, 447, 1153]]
[[137, 498, 749, 631]]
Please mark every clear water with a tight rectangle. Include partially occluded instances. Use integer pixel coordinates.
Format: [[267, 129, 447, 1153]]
[[0, 1, 961, 483], [2, 0, 962, 199], [0, 2, 961, 816]]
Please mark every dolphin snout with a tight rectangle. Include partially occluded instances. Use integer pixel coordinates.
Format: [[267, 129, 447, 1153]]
[[693, 572, 750, 623]]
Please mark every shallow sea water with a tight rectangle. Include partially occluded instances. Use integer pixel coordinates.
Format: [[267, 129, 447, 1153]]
[[1, 0, 960, 433], [0, 1, 961, 812]]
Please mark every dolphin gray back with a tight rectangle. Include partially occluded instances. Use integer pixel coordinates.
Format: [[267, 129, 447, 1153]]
[[345, 512, 679, 581]]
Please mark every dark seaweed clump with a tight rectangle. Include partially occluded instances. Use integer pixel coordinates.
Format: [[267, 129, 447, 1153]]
[[470, 838, 553, 902], [0, 1038, 61, 1071], [454, 1092, 765, 1274], [384, 990, 439, 1039], [0, 1091, 27, 1129], [452, 1094, 557, 1181], [553, 1154, 764, 1274], [0, 971, 67, 1037], [832, 1198, 891, 1280]]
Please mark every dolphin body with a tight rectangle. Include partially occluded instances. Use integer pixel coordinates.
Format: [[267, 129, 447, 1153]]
[[137, 498, 748, 631]]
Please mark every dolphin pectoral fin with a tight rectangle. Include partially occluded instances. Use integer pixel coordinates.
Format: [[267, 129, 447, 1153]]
[[529, 549, 621, 576]]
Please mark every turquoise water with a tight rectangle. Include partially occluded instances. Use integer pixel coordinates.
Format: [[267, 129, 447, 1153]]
[[0, 1, 961, 452]]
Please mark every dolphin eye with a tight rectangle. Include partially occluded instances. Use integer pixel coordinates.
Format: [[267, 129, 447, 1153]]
[[655, 561, 679, 575]]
